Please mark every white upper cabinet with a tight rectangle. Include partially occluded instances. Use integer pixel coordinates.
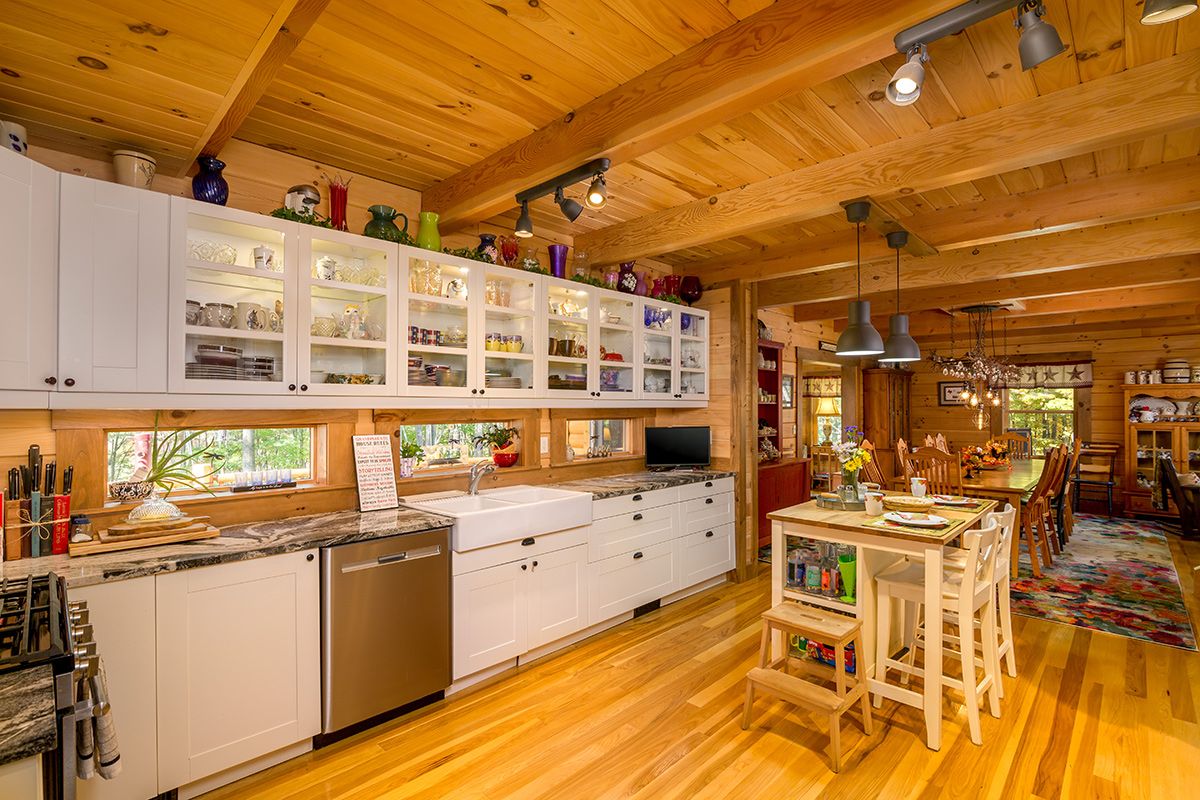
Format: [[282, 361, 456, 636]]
[[399, 248, 480, 399], [542, 275, 595, 398], [0, 149, 57, 392], [475, 263, 538, 400], [593, 288, 638, 400], [637, 299, 709, 402], [58, 174, 169, 392]]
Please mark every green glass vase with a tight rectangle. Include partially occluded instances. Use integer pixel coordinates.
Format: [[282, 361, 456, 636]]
[[416, 210, 441, 251], [363, 205, 408, 242]]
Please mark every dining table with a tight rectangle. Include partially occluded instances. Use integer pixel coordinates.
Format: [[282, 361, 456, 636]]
[[889, 458, 1043, 513], [768, 493, 997, 752]]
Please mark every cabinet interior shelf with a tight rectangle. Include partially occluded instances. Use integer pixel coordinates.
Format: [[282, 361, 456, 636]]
[[186, 261, 286, 292], [185, 325, 284, 342], [484, 304, 534, 321], [310, 336, 387, 350], [408, 344, 469, 356], [309, 278, 388, 300], [681, 367, 705, 373], [643, 329, 672, 338], [548, 355, 588, 365], [781, 588, 857, 613], [599, 322, 633, 332], [681, 334, 704, 342], [484, 351, 533, 361], [409, 294, 468, 310], [547, 313, 588, 325]]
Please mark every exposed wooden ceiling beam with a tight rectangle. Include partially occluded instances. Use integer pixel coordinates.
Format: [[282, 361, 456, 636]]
[[914, 304, 1200, 338], [696, 156, 1200, 284], [176, 0, 331, 177], [420, 0, 961, 230], [790, 254, 1200, 321], [574, 50, 1200, 264], [769, 212, 1200, 310]]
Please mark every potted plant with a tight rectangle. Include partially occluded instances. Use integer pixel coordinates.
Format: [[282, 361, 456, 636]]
[[472, 425, 520, 468], [116, 415, 225, 521], [397, 438, 425, 478], [832, 425, 872, 502]]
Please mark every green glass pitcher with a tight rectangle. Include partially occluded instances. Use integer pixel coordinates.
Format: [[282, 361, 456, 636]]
[[363, 205, 408, 242]]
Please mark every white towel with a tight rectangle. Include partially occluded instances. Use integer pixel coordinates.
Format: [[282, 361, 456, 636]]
[[75, 657, 122, 781]]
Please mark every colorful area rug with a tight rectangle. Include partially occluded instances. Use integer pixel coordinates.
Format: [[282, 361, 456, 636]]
[[1011, 514, 1196, 650]]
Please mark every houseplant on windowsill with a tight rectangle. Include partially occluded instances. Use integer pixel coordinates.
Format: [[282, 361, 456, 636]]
[[473, 425, 521, 468], [397, 439, 425, 479], [116, 416, 225, 521]]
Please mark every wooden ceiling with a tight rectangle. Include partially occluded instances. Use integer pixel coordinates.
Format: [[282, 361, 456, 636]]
[[2, 0, 1198, 324]]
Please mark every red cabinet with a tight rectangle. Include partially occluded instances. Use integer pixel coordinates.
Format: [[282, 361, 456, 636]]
[[757, 459, 810, 547]]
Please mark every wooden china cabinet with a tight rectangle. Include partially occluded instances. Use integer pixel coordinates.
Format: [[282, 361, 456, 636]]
[[862, 368, 912, 480], [1123, 383, 1200, 516]]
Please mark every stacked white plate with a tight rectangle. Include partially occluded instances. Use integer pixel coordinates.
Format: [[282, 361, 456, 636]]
[[185, 363, 240, 380], [486, 376, 523, 389]]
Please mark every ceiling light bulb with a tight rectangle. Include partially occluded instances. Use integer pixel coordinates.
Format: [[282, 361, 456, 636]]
[[585, 173, 607, 209], [991, 396, 1001, 407], [960, 388, 971, 399], [1015, 1, 1067, 70], [887, 44, 927, 106], [1141, 0, 1197, 23], [554, 186, 583, 222], [969, 395, 980, 407], [515, 200, 534, 238]]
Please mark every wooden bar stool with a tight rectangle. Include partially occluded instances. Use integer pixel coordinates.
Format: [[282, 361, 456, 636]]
[[742, 602, 873, 772]]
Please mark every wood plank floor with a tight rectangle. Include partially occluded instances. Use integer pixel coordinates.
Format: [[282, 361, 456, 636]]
[[205, 534, 1200, 800]]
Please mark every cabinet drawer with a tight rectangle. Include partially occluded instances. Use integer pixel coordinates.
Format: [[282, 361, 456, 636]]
[[453, 526, 588, 575], [676, 523, 734, 588], [592, 486, 680, 520], [588, 541, 676, 625], [680, 492, 734, 534], [678, 476, 734, 502], [588, 504, 676, 562]]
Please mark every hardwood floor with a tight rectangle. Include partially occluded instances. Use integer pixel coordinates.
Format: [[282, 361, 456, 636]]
[[205, 534, 1200, 800]]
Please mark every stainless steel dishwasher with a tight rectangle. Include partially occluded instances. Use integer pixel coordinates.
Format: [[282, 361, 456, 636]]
[[320, 527, 450, 736]]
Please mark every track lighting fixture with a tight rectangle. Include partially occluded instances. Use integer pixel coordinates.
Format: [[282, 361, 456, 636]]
[[515, 200, 533, 238], [585, 173, 607, 209], [886, 44, 928, 107], [836, 201, 885, 358], [1141, 0, 1197, 24], [879, 230, 921, 363], [554, 187, 583, 222], [1014, 1, 1066, 70]]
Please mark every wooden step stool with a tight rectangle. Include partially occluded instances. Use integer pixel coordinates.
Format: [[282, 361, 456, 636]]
[[741, 602, 873, 772]]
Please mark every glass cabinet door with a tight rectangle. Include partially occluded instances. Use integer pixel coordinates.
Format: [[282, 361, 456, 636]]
[[171, 200, 294, 394], [478, 266, 537, 398], [593, 288, 636, 398], [639, 299, 677, 400], [299, 231, 394, 395], [678, 309, 709, 400], [1133, 427, 1175, 492], [401, 253, 475, 397], [1186, 430, 1200, 474], [543, 276, 592, 397]]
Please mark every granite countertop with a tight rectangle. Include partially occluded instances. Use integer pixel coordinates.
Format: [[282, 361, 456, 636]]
[[553, 470, 736, 500], [0, 666, 56, 767], [0, 507, 453, 589]]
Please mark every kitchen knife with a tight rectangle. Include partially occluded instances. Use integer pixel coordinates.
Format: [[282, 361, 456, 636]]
[[62, 466, 74, 496], [29, 467, 40, 559]]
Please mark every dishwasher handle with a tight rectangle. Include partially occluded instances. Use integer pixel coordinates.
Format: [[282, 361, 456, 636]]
[[340, 544, 442, 573]]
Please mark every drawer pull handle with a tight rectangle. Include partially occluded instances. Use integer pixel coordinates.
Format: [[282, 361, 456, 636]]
[[705, 531, 714, 538], [632, 494, 643, 501], [633, 513, 643, 521], [633, 551, 644, 560], [705, 498, 714, 505], [705, 481, 713, 487], [521, 537, 536, 546]]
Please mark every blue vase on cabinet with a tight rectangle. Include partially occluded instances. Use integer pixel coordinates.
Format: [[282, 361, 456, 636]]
[[192, 156, 229, 205]]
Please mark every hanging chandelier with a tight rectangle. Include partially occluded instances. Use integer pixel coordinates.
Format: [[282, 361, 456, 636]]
[[929, 305, 1020, 408]]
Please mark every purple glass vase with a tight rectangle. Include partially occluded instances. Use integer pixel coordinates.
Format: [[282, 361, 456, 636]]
[[634, 271, 648, 296], [548, 243, 568, 278], [680, 275, 702, 305], [616, 262, 637, 293]]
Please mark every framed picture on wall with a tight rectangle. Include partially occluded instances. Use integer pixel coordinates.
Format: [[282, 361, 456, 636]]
[[781, 375, 794, 409], [938, 381, 969, 406]]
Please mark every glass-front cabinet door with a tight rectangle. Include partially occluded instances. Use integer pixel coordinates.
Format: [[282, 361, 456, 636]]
[[169, 199, 295, 394], [1184, 429, 1200, 475], [593, 288, 636, 399], [542, 276, 593, 397], [298, 231, 395, 396], [638, 298, 677, 400], [477, 266, 537, 399], [1133, 426, 1175, 492], [400, 252, 476, 397], [678, 308, 709, 401]]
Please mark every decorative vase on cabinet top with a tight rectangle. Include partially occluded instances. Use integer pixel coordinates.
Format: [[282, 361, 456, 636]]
[[616, 262, 637, 294], [416, 211, 441, 251], [192, 156, 229, 205], [547, 244, 568, 279], [680, 275, 703, 305], [477, 233, 498, 264], [634, 271, 648, 296], [363, 205, 408, 242]]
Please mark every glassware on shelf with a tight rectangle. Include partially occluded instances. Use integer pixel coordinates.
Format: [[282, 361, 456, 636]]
[[572, 250, 589, 279], [409, 260, 442, 296], [188, 239, 237, 265], [485, 278, 512, 307]]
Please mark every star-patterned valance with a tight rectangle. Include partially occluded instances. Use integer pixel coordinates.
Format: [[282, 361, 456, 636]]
[[1006, 361, 1093, 389]]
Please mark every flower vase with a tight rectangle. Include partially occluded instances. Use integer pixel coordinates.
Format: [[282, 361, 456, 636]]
[[547, 243, 568, 278], [328, 180, 348, 231], [634, 271, 648, 296], [664, 274, 682, 296], [398, 457, 416, 479], [416, 211, 441, 250], [651, 277, 667, 297], [477, 233, 498, 264], [616, 262, 637, 293], [839, 468, 860, 503], [498, 234, 520, 267], [680, 275, 703, 305], [191, 155, 229, 205]]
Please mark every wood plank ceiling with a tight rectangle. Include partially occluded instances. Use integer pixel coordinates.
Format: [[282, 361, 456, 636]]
[[1, 0, 1197, 297]]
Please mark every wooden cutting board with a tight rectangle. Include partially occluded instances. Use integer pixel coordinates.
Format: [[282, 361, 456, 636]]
[[70, 524, 220, 556], [105, 516, 211, 537]]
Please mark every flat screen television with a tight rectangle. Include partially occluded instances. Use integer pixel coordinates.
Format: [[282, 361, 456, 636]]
[[645, 426, 711, 469]]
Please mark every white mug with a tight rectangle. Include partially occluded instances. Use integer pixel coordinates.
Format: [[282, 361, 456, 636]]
[[865, 492, 885, 516], [315, 256, 337, 281], [253, 246, 275, 271], [235, 302, 266, 330], [910, 476, 928, 498], [1, 121, 28, 155]]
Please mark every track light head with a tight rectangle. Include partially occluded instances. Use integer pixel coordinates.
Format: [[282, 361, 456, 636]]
[[585, 173, 607, 209], [554, 187, 583, 222], [515, 200, 534, 238], [1141, 0, 1198, 23], [886, 44, 928, 106], [1015, 1, 1067, 70]]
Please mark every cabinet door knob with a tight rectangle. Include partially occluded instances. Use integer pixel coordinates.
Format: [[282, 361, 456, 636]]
[[632, 494, 643, 501], [532, 560, 538, 568], [44, 377, 57, 386], [471, 389, 478, 395], [705, 530, 714, 538], [63, 378, 75, 387], [633, 551, 644, 560], [521, 537, 535, 546], [288, 384, 297, 391], [521, 563, 528, 571], [300, 384, 308, 392], [705, 481, 713, 487], [306, 553, 315, 561], [479, 389, 485, 395], [705, 498, 714, 505], [633, 513, 643, 521]]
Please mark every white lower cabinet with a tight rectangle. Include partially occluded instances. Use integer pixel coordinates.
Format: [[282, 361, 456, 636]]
[[527, 544, 588, 651], [155, 550, 319, 792], [72, 577, 159, 800], [675, 523, 736, 588], [587, 541, 676, 625]]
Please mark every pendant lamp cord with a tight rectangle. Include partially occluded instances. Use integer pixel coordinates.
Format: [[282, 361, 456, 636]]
[[895, 246, 901, 311], [855, 222, 862, 300]]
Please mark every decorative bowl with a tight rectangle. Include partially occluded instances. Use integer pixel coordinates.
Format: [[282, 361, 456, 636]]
[[882, 495, 935, 513], [108, 480, 154, 502], [492, 451, 520, 468]]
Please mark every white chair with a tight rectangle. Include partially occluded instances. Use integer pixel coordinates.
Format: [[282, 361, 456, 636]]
[[874, 521, 1002, 745]]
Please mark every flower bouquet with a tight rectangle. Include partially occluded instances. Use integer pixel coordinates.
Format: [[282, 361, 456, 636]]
[[833, 426, 872, 500]]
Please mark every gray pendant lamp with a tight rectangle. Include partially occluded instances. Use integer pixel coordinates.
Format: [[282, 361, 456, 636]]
[[836, 201, 885, 357], [879, 230, 921, 363]]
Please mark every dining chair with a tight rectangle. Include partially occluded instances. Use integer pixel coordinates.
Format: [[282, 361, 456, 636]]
[[905, 446, 964, 495], [1017, 446, 1062, 578], [810, 446, 839, 492], [1156, 454, 1197, 539], [860, 438, 887, 487], [1039, 444, 1069, 556], [995, 432, 1032, 460], [1054, 439, 1081, 544], [934, 433, 949, 453], [896, 438, 914, 481], [874, 520, 1003, 746], [1072, 442, 1119, 518], [924, 434, 936, 449]]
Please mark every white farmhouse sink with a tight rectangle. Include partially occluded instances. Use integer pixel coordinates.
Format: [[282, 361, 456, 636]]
[[402, 485, 592, 552]]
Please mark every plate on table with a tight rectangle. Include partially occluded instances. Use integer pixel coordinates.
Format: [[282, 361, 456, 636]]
[[931, 494, 973, 506], [884, 511, 950, 528]]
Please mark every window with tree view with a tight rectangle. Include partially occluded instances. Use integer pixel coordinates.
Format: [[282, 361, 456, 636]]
[[1006, 388, 1075, 454], [394, 423, 514, 470], [107, 427, 314, 492]]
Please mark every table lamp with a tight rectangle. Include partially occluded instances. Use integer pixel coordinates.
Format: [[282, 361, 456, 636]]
[[815, 397, 841, 444]]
